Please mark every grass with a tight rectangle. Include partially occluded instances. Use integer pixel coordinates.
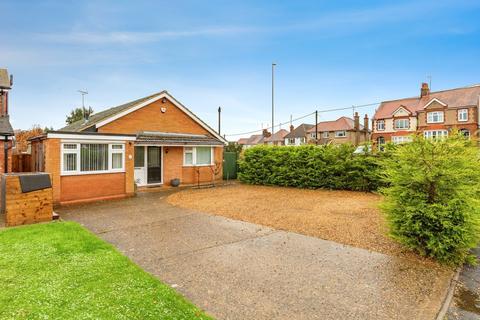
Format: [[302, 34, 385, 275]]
[[0, 221, 211, 320]]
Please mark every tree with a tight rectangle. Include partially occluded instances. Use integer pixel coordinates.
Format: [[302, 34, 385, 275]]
[[65, 107, 94, 125], [224, 142, 243, 154], [14, 125, 45, 153], [380, 133, 480, 265]]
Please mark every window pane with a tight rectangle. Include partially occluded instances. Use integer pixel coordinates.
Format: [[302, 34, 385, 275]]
[[63, 144, 77, 150], [112, 153, 123, 169], [134, 146, 144, 167], [185, 153, 193, 165], [80, 144, 108, 171], [196, 147, 211, 165], [112, 144, 123, 150], [63, 153, 77, 171]]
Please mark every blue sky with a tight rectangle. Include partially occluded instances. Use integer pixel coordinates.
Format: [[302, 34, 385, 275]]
[[2, 0, 480, 138]]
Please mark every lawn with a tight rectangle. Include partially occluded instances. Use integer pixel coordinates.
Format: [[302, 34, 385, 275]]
[[0, 221, 211, 320], [167, 184, 436, 264]]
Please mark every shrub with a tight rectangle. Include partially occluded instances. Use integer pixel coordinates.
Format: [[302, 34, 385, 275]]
[[380, 133, 480, 265], [238, 144, 385, 192]]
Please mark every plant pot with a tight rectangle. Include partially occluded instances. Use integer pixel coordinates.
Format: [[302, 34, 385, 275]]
[[170, 178, 180, 187]]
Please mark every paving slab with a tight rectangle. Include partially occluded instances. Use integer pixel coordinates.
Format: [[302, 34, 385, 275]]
[[59, 191, 452, 320]]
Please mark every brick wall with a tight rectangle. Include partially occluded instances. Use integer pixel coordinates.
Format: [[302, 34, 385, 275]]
[[60, 173, 126, 203], [0, 140, 12, 173]]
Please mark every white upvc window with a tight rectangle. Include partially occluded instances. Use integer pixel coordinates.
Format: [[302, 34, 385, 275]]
[[427, 111, 444, 123], [310, 132, 316, 139], [424, 130, 448, 139], [335, 131, 346, 137], [391, 136, 412, 144], [322, 131, 329, 138], [183, 146, 213, 166], [376, 120, 385, 131], [61, 142, 125, 175], [394, 118, 409, 129], [458, 109, 468, 122], [288, 138, 295, 145]]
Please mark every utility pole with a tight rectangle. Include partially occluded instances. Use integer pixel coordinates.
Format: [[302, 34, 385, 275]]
[[315, 110, 318, 145], [217, 106, 221, 135], [271, 63, 276, 134]]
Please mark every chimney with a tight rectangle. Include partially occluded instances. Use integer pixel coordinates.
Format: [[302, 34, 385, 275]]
[[262, 129, 271, 138], [363, 114, 369, 132], [290, 124, 294, 132], [420, 82, 430, 97], [354, 112, 360, 130]]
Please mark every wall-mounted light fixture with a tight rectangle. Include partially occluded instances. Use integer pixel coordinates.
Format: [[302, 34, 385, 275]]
[[161, 98, 167, 103]]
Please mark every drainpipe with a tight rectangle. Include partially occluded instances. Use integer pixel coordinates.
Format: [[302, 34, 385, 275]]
[[4, 136, 8, 173]]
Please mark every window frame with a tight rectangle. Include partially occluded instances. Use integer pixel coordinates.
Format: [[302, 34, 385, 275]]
[[183, 146, 214, 167], [335, 130, 346, 138], [394, 118, 409, 130], [61, 142, 125, 176], [424, 130, 448, 139], [458, 109, 468, 122], [391, 136, 412, 144], [426, 111, 444, 124], [322, 131, 329, 138], [376, 120, 385, 131]]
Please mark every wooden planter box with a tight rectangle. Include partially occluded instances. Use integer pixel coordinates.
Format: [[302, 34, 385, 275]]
[[1, 173, 53, 227]]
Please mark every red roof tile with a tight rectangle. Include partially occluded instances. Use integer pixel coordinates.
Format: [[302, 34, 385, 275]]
[[264, 129, 289, 142], [306, 117, 362, 133]]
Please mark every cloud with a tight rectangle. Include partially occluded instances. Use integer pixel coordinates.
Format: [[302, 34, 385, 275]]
[[36, 26, 260, 45]]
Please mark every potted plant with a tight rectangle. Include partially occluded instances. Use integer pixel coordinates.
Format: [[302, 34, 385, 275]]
[[170, 178, 180, 187]]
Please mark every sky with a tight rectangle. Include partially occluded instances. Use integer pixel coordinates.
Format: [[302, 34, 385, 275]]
[[2, 0, 480, 139]]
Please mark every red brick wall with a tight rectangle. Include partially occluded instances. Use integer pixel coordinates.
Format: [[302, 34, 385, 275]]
[[0, 140, 12, 173], [60, 173, 126, 203]]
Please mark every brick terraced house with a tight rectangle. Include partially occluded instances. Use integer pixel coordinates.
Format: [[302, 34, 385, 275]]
[[372, 83, 480, 146], [30, 91, 227, 205]]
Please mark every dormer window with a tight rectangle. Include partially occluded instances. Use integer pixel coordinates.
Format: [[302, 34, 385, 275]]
[[427, 111, 444, 123], [394, 119, 409, 130]]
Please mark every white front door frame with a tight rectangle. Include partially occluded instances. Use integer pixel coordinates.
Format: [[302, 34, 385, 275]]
[[134, 145, 164, 186]]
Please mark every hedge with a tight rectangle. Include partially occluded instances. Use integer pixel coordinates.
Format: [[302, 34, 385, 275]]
[[238, 144, 386, 192]]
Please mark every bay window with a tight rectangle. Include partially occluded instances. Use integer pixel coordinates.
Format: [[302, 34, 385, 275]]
[[424, 130, 448, 139], [427, 111, 444, 123], [391, 136, 412, 144], [183, 147, 213, 166], [61, 142, 125, 175]]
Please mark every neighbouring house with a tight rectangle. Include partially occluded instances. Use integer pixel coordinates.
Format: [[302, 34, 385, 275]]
[[237, 138, 249, 146], [284, 123, 314, 146], [306, 113, 370, 146], [372, 83, 480, 146], [240, 129, 271, 148], [0, 69, 14, 173], [29, 91, 227, 205], [264, 129, 289, 146]]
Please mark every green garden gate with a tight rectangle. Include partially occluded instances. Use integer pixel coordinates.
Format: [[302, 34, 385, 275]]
[[223, 152, 238, 180]]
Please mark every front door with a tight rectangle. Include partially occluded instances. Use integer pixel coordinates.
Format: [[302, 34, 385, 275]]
[[147, 146, 162, 184]]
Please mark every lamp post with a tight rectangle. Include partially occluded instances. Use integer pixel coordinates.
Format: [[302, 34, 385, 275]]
[[271, 63, 276, 134]]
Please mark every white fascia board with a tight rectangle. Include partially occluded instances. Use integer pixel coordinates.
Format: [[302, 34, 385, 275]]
[[392, 106, 410, 116], [423, 98, 447, 109], [94, 92, 228, 144], [47, 133, 136, 141]]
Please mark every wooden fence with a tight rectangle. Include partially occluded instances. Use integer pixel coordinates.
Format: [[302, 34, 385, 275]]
[[12, 154, 32, 173]]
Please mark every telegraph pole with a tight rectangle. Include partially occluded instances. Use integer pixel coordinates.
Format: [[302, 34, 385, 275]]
[[271, 63, 276, 134], [315, 110, 318, 145], [218, 106, 221, 135], [78, 89, 88, 110]]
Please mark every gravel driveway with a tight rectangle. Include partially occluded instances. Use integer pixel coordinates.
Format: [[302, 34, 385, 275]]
[[58, 190, 452, 320]]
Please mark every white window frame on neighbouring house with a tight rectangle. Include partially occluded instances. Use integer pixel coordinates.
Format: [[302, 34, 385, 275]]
[[458, 109, 468, 122], [376, 120, 385, 131], [424, 130, 448, 139], [335, 131, 346, 138], [322, 131, 329, 138], [288, 138, 295, 145], [427, 111, 444, 123], [310, 132, 316, 139], [391, 136, 412, 144], [61, 142, 125, 176], [183, 146, 214, 166], [394, 118, 409, 130]]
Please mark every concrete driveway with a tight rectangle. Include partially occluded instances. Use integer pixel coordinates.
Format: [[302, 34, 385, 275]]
[[58, 191, 452, 320]]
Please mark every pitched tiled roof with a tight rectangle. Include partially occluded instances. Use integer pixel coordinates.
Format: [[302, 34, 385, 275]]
[[264, 129, 289, 142], [135, 131, 224, 146], [284, 123, 314, 139], [0, 69, 11, 89], [237, 138, 249, 145], [0, 115, 14, 136], [306, 117, 364, 133], [245, 134, 264, 145], [60, 91, 167, 131], [374, 84, 480, 119]]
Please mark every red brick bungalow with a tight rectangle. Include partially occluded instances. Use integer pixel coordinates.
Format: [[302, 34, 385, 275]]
[[30, 91, 227, 205]]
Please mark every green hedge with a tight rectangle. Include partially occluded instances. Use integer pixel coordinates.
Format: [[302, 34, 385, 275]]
[[380, 134, 480, 265], [238, 144, 385, 192]]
